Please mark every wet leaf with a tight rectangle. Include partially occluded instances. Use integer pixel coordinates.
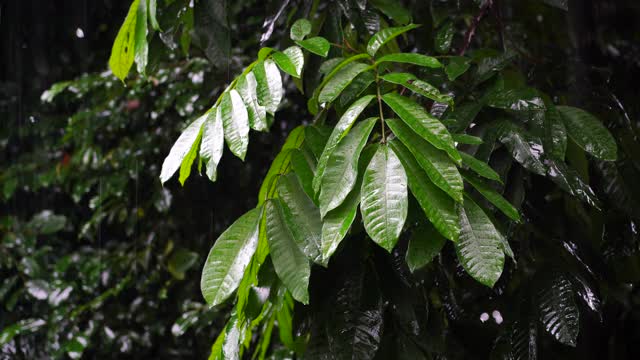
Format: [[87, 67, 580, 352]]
[[160, 115, 206, 184], [254, 59, 283, 115], [546, 160, 601, 209], [109, 0, 139, 81], [367, 24, 420, 56], [318, 62, 371, 104], [498, 123, 547, 176], [272, 50, 301, 78], [258, 126, 305, 204], [557, 105, 617, 161], [460, 152, 502, 183], [290, 18, 312, 41], [462, 171, 520, 222], [435, 21, 454, 54], [370, 0, 412, 25], [134, 0, 148, 75], [382, 72, 453, 105], [220, 90, 250, 160], [199, 108, 224, 182], [236, 72, 268, 132], [296, 37, 330, 57], [406, 221, 446, 272], [446, 56, 471, 81], [375, 53, 442, 68], [537, 275, 579, 347]]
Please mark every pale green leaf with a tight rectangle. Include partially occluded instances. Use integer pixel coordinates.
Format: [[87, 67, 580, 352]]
[[220, 90, 250, 160], [108, 0, 140, 82], [360, 144, 408, 252], [254, 59, 283, 115], [199, 108, 224, 182], [265, 200, 310, 304], [319, 118, 377, 217], [406, 222, 446, 272], [382, 92, 461, 164], [313, 95, 375, 194], [375, 53, 442, 68], [386, 118, 463, 202], [290, 19, 312, 41], [236, 72, 268, 132], [557, 105, 617, 161], [134, 0, 148, 76], [160, 115, 207, 184], [283, 46, 304, 77], [200, 206, 262, 306], [455, 197, 505, 287], [148, 0, 161, 30], [272, 50, 300, 78], [367, 24, 420, 56], [389, 139, 460, 242]]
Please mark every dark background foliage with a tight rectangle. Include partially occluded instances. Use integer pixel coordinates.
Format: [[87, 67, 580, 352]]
[[1, 0, 640, 359]]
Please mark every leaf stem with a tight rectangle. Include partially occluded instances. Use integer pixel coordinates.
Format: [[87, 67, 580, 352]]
[[375, 70, 386, 143]]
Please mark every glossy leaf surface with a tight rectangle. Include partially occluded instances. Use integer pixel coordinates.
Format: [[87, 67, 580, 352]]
[[367, 24, 419, 56], [220, 90, 250, 160], [108, 0, 139, 82], [160, 115, 206, 184], [406, 222, 446, 272], [557, 105, 617, 161], [318, 62, 371, 104], [375, 53, 442, 68], [199, 108, 224, 181]]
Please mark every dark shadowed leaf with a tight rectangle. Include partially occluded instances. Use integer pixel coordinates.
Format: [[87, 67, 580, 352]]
[[557, 105, 617, 161], [406, 221, 446, 272], [536, 275, 579, 346]]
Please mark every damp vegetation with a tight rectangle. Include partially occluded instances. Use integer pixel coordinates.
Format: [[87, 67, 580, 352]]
[[2, 0, 640, 359]]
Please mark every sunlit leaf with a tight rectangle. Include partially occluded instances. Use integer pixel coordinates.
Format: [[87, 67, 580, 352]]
[[220, 90, 250, 160], [199, 108, 224, 182], [108, 0, 140, 82], [160, 115, 207, 184], [254, 59, 283, 115], [236, 72, 268, 132]]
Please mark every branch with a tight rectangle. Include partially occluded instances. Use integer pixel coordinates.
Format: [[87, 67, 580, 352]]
[[459, 0, 494, 56]]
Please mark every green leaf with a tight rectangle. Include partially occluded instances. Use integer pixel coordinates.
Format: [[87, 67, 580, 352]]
[[200, 207, 262, 306], [381, 72, 453, 105], [108, 0, 140, 82], [134, 0, 148, 75], [452, 133, 483, 145], [460, 152, 502, 183], [360, 144, 408, 252], [296, 37, 330, 57], [265, 200, 311, 304], [277, 174, 323, 264], [375, 53, 442, 68], [386, 118, 463, 202], [220, 90, 250, 160], [40, 81, 71, 103], [498, 123, 547, 176], [168, 248, 199, 280], [445, 56, 471, 81], [543, 104, 567, 160], [313, 95, 375, 194], [322, 144, 378, 261], [370, 0, 412, 25], [462, 171, 520, 222], [0, 319, 46, 346], [339, 71, 376, 108], [283, 46, 304, 77], [406, 222, 446, 272], [319, 118, 377, 217], [258, 126, 305, 204], [557, 105, 617, 161], [254, 59, 283, 115], [160, 115, 207, 184], [272, 50, 300, 78], [484, 87, 545, 112], [537, 275, 579, 346], [455, 197, 505, 287], [199, 108, 224, 182], [382, 92, 461, 164], [179, 127, 202, 186], [367, 24, 420, 56], [389, 139, 460, 242], [304, 125, 331, 159], [318, 62, 371, 104], [546, 160, 601, 209], [434, 21, 454, 54], [290, 149, 315, 200], [236, 72, 268, 132], [148, 0, 161, 30], [290, 18, 312, 41]]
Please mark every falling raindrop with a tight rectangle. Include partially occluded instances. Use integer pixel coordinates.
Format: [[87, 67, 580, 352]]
[[480, 312, 489, 323], [76, 28, 85, 38], [492, 310, 503, 324]]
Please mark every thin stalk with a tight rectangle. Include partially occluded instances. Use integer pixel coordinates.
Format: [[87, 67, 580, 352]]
[[375, 70, 386, 143]]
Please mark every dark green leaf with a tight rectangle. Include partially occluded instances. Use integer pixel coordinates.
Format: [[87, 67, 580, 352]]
[[557, 105, 617, 161], [460, 152, 502, 183], [375, 53, 442, 68], [220, 90, 250, 160], [382, 92, 461, 164], [498, 123, 547, 176], [265, 200, 310, 304], [360, 144, 408, 252], [455, 197, 505, 287], [389, 139, 460, 242], [296, 37, 330, 57], [381, 72, 453, 105], [318, 62, 371, 104], [445, 56, 471, 81], [370, 0, 412, 25], [484, 87, 545, 112], [546, 160, 601, 209], [435, 21, 454, 54], [543, 105, 567, 160], [386, 118, 463, 202], [537, 275, 579, 346], [319, 118, 377, 217], [339, 71, 376, 108], [406, 222, 446, 272], [258, 126, 305, 204], [367, 24, 420, 56], [134, 0, 148, 75], [453, 133, 483, 145], [290, 149, 315, 200], [462, 171, 520, 222], [201, 207, 261, 306]]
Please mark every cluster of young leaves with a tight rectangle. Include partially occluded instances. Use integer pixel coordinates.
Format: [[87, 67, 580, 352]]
[[146, 3, 621, 357]]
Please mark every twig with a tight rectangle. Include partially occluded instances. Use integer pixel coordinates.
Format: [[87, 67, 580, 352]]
[[459, 0, 494, 56], [375, 70, 386, 143]]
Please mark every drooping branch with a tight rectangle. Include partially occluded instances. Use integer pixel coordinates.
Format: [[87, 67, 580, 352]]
[[458, 0, 494, 56]]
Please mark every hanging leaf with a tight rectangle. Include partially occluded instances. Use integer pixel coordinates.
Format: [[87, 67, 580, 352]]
[[455, 197, 505, 287], [283, 46, 304, 77], [199, 108, 224, 182], [265, 200, 311, 304], [484, 87, 545, 112], [536, 275, 579, 346], [318, 62, 371, 103], [200, 206, 262, 306], [220, 90, 250, 160], [434, 21, 454, 54], [360, 144, 408, 252], [386, 118, 463, 202], [236, 72, 268, 132], [461, 171, 520, 222], [108, 0, 140, 82], [546, 160, 601, 209], [319, 118, 377, 217], [290, 18, 312, 41], [367, 24, 420, 56], [381, 72, 453, 105], [382, 92, 461, 164], [160, 115, 207, 184], [498, 123, 547, 176], [375, 53, 442, 68], [290, 149, 315, 200], [134, 0, 148, 76], [445, 56, 471, 81], [460, 152, 502, 183], [557, 106, 617, 161], [296, 37, 330, 57], [339, 72, 376, 108], [305, 125, 332, 160], [389, 139, 460, 242], [453, 133, 483, 145], [406, 222, 447, 272], [272, 50, 301, 78], [313, 95, 375, 194], [254, 59, 283, 115], [370, 0, 412, 25], [322, 144, 378, 261], [277, 174, 323, 264], [543, 104, 567, 161], [258, 126, 305, 204]]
